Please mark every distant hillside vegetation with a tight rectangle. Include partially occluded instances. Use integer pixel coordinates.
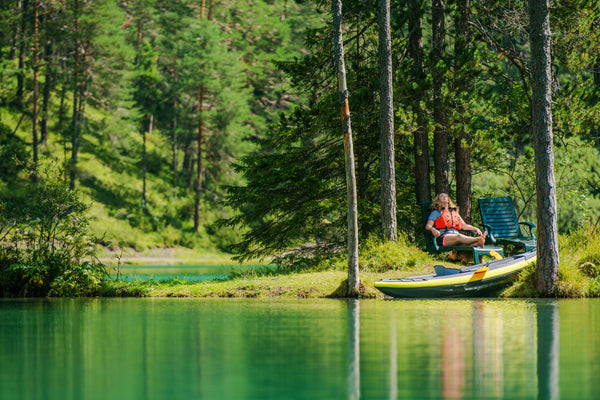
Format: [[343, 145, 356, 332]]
[[0, 0, 324, 260]]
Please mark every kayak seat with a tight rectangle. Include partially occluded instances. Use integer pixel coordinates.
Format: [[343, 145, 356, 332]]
[[434, 265, 461, 276], [478, 197, 536, 253], [421, 201, 504, 264]]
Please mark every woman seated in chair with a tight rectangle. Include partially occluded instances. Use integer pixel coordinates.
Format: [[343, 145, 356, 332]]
[[425, 193, 486, 248]]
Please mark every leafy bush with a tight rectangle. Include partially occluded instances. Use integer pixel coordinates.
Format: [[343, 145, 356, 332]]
[[0, 164, 108, 297], [503, 222, 600, 298]]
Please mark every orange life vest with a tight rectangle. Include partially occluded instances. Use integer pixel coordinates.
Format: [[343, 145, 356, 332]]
[[434, 208, 462, 230]]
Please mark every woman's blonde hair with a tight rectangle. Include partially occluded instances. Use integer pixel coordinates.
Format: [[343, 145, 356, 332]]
[[431, 193, 459, 212]]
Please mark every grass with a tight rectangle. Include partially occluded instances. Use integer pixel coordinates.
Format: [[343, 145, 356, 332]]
[[99, 223, 600, 299], [502, 223, 600, 298], [99, 236, 456, 299]]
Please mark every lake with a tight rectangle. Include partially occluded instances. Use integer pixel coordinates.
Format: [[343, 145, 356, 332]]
[[1, 298, 598, 399]]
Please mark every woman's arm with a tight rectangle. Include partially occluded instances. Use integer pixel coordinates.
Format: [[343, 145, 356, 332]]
[[461, 221, 483, 236], [425, 220, 441, 238]]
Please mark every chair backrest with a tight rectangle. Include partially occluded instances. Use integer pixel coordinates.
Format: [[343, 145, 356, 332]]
[[420, 201, 438, 252], [478, 197, 520, 239]]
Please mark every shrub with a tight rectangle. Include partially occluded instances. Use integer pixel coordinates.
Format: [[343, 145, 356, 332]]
[[0, 164, 108, 297]]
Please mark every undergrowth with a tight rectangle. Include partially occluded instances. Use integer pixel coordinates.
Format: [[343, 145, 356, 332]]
[[502, 222, 600, 298]]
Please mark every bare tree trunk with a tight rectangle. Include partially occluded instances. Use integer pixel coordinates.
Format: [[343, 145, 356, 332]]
[[432, 0, 449, 195], [194, 85, 205, 232], [378, 0, 397, 242], [32, 0, 39, 179], [332, 0, 359, 297], [408, 0, 431, 204], [172, 114, 178, 186], [16, 0, 29, 107], [171, 54, 178, 188], [454, 0, 472, 222], [529, 0, 559, 296], [208, 0, 214, 21], [41, 41, 52, 146], [69, 0, 80, 190], [142, 114, 153, 210]]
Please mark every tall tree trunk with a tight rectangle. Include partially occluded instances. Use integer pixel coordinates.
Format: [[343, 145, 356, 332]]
[[332, 0, 359, 297], [16, 0, 29, 107], [354, 30, 367, 204], [58, 82, 68, 181], [69, 0, 80, 190], [378, 0, 397, 241], [142, 115, 153, 210], [194, 85, 205, 233], [408, 0, 431, 204], [172, 114, 178, 186], [208, 0, 214, 21], [432, 0, 449, 195], [529, 0, 559, 296], [454, 0, 472, 222], [32, 0, 39, 179], [41, 42, 52, 146], [171, 54, 178, 188]]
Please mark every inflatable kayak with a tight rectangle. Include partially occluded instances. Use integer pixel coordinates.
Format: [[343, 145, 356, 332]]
[[375, 250, 536, 298]]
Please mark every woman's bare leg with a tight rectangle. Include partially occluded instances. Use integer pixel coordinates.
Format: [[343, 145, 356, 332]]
[[442, 234, 485, 248]]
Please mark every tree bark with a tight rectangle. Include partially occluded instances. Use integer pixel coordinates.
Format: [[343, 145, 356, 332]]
[[432, 0, 449, 195], [332, 0, 359, 297], [142, 114, 153, 210], [32, 0, 39, 179], [16, 0, 29, 107], [171, 54, 178, 188], [378, 0, 397, 242], [529, 0, 559, 296], [194, 85, 205, 233], [69, 0, 80, 191], [408, 0, 431, 204], [41, 41, 53, 147], [454, 0, 472, 222]]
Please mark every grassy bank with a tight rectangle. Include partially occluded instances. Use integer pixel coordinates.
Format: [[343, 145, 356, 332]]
[[99, 224, 600, 299]]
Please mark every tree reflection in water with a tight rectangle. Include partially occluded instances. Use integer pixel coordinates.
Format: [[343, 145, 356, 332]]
[[348, 299, 360, 400], [536, 301, 559, 400]]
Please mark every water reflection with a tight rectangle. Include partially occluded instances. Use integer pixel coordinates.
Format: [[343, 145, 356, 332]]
[[536, 301, 559, 400], [379, 300, 548, 399], [348, 299, 360, 400], [0, 298, 597, 400]]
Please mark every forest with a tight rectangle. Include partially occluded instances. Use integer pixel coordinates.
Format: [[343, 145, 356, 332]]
[[1, 0, 599, 266]]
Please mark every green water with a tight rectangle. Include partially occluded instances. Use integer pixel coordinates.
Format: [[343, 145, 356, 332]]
[[1, 298, 599, 400]]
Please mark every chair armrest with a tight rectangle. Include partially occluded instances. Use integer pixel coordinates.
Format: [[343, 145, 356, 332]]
[[481, 224, 498, 244], [426, 230, 441, 251], [519, 222, 536, 238]]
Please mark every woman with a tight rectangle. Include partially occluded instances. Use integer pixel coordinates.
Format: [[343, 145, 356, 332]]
[[425, 193, 486, 248]]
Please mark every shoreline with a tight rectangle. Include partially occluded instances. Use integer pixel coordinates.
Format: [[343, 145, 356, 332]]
[[97, 246, 253, 267]]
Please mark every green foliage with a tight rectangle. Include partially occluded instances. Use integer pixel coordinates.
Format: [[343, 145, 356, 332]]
[[503, 223, 600, 298], [1, 0, 599, 268], [0, 164, 107, 297], [358, 235, 432, 272], [0, 0, 323, 259]]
